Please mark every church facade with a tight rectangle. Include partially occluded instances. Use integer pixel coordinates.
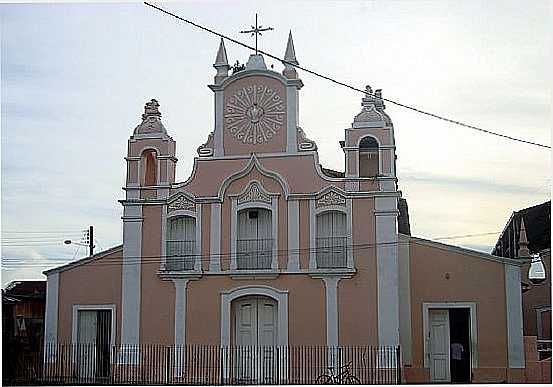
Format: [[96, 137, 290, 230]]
[[43, 35, 528, 383]]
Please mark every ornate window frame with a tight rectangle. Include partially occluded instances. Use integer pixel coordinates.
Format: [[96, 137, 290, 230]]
[[229, 180, 280, 272], [161, 192, 202, 274], [309, 188, 354, 271]]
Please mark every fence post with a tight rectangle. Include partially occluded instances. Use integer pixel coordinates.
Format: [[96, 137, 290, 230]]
[[396, 345, 402, 384]]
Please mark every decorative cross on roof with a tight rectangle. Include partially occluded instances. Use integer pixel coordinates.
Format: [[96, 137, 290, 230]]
[[239, 13, 273, 55]]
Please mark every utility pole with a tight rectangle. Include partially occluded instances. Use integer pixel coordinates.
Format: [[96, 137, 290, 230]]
[[88, 225, 95, 256]]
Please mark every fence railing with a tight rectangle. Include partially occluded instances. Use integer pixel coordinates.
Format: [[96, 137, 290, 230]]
[[165, 240, 196, 271], [316, 237, 347, 268], [236, 238, 273, 270], [4, 343, 401, 385]]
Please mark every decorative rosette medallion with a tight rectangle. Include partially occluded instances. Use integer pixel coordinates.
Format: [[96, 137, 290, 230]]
[[225, 84, 285, 144]]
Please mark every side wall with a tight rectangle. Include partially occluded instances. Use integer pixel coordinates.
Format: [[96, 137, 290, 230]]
[[405, 241, 512, 383]]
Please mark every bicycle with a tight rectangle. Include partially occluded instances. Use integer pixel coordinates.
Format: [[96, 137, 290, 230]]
[[315, 361, 360, 384]]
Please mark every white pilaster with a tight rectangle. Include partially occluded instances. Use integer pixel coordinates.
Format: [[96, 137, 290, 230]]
[[44, 272, 59, 361], [375, 197, 400, 346], [505, 264, 525, 368], [214, 90, 224, 157], [286, 86, 298, 153], [210, 202, 222, 271], [230, 199, 237, 270], [173, 279, 190, 347], [322, 277, 341, 347], [309, 199, 316, 269], [121, 205, 143, 348], [271, 197, 279, 270], [287, 200, 300, 270]]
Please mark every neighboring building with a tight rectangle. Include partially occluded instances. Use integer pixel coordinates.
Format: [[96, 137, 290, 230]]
[[493, 201, 551, 359], [2, 280, 46, 351], [43, 36, 529, 383]]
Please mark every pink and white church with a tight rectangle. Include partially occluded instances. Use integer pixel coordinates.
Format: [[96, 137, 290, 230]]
[[43, 34, 531, 383]]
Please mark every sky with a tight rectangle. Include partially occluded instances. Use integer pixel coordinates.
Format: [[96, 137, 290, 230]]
[[1, 0, 551, 286]]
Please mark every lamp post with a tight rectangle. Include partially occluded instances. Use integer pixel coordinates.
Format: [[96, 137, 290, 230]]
[[64, 226, 95, 256]]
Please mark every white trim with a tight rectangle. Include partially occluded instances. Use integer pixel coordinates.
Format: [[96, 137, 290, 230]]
[[195, 204, 202, 271], [505, 264, 525, 368], [121, 205, 142, 347], [214, 90, 224, 157], [286, 85, 298, 153], [346, 199, 354, 269], [375, 197, 400, 346], [217, 154, 290, 201], [422, 302, 479, 369], [44, 273, 59, 361], [220, 285, 289, 347], [309, 199, 316, 270], [210, 202, 222, 271], [287, 200, 300, 270], [71, 304, 117, 347], [322, 277, 341, 347], [398, 234, 412, 366], [173, 279, 189, 347]]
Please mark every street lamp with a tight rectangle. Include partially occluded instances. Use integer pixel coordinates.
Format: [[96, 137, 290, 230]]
[[528, 254, 546, 285], [64, 226, 95, 256]]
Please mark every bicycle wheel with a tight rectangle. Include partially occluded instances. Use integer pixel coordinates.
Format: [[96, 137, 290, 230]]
[[343, 375, 361, 384], [316, 374, 333, 384]]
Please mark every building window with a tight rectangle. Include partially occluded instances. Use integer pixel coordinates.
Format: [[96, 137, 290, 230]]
[[166, 216, 196, 271], [316, 211, 347, 268], [359, 136, 379, 177], [237, 208, 273, 269], [141, 149, 157, 186]]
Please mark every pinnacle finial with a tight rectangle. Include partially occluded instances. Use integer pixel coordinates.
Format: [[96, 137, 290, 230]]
[[518, 216, 531, 258], [283, 30, 299, 79], [284, 30, 299, 65], [214, 38, 229, 67]]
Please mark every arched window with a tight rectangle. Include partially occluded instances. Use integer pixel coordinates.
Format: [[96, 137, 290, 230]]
[[166, 216, 196, 271], [237, 208, 272, 270], [359, 136, 379, 177], [316, 211, 347, 268], [141, 149, 157, 186]]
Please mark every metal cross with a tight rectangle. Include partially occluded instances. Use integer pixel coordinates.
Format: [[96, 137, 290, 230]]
[[239, 13, 273, 55]]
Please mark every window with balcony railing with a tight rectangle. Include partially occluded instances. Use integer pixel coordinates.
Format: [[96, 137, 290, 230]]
[[237, 208, 273, 270], [236, 238, 273, 269], [316, 211, 347, 268], [166, 216, 196, 271]]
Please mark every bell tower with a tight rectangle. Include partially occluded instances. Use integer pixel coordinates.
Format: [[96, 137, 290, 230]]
[[343, 85, 397, 192], [124, 99, 177, 200], [120, 99, 176, 349]]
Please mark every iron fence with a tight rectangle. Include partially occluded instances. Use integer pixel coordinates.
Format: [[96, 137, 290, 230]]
[[4, 343, 401, 385]]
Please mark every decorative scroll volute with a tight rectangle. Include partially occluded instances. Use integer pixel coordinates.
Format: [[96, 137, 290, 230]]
[[168, 196, 196, 213], [237, 182, 272, 205], [316, 191, 346, 208]]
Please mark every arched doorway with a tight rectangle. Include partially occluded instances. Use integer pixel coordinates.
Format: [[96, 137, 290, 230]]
[[232, 296, 278, 383]]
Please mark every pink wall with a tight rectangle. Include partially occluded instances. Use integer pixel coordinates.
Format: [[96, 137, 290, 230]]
[[139, 204, 174, 345], [57, 248, 123, 344], [408, 240, 509, 382]]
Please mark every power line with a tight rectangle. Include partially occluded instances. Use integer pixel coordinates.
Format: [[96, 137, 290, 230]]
[[143, 2, 551, 150], [433, 231, 501, 240], [1, 237, 503, 269]]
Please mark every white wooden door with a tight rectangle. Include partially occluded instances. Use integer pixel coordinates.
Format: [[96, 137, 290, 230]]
[[234, 297, 278, 382], [429, 309, 450, 383], [77, 310, 98, 379]]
